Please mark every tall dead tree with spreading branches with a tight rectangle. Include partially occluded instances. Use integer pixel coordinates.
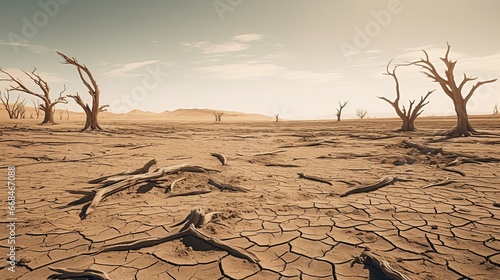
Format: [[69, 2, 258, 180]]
[[379, 60, 434, 131], [0, 68, 67, 124], [57, 52, 108, 131], [410, 43, 497, 136], [335, 101, 348, 121]]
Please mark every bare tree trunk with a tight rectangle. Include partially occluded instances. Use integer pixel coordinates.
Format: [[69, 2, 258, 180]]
[[410, 43, 496, 137], [336, 101, 348, 121], [57, 52, 108, 131], [275, 114, 279, 122]]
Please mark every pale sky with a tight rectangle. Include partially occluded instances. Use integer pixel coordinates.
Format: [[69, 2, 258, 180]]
[[1, 0, 499, 119]]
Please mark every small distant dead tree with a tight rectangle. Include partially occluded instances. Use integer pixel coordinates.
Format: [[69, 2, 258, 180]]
[[0, 68, 67, 124], [379, 60, 435, 131], [409, 43, 497, 136], [66, 108, 70, 120], [32, 100, 41, 118], [1, 90, 26, 119], [356, 108, 368, 119], [59, 109, 63, 120], [30, 113, 33, 119], [15, 102, 26, 119], [275, 114, 279, 122], [335, 101, 348, 121], [494, 103, 498, 115], [213, 111, 223, 122], [57, 52, 108, 131]]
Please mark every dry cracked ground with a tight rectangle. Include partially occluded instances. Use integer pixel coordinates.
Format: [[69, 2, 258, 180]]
[[1, 117, 499, 280]]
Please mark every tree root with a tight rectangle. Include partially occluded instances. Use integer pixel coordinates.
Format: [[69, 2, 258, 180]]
[[211, 152, 227, 165], [102, 224, 258, 263], [340, 176, 411, 197], [170, 207, 220, 231], [48, 267, 111, 280], [208, 178, 249, 192], [421, 177, 453, 189], [265, 163, 302, 167], [297, 173, 332, 186]]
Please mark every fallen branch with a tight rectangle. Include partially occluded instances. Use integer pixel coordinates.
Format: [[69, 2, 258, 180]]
[[279, 138, 336, 148], [445, 157, 482, 167], [441, 166, 466, 177], [89, 159, 157, 184], [252, 149, 286, 156], [165, 177, 186, 193], [421, 178, 453, 189], [340, 176, 411, 197], [48, 267, 111, 280], [208, 179, 248, 192], [211, 152, 227, 165], [167, 190, 212, 198], [265, 163, 302, 167], [297, 173, 332, 186]]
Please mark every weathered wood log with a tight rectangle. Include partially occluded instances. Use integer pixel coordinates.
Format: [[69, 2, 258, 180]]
[[48, 267, 111, 280], [211, 152, 227, 165], [170, 207, 220, 231], [279, 138, 336, 148], [208, 178, 249, 192], [297, 173, 332, 186], [399, 140, 443, 155], [340, 176, 411, 197]]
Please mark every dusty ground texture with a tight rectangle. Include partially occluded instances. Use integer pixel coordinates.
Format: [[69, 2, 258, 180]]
[[1, 115, 499, 280]]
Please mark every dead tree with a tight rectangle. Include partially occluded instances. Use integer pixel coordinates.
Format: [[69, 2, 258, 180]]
[[275, 114, 279, 122], [213, 112, 223, 122], [0, 68, 67, 124], [410, 43, 497, 136], [356, 108, 368, 119], [57, 52, 108, 131], [32, 100, 41, 118], [494, 103, 499, 115], [335, 101, 348, 121], [379, 60, 434, 131], [1, 91, 25, 119], [66, 108, 70, 120], [59, 109, 63, 120], [14, 102, 26, 119]]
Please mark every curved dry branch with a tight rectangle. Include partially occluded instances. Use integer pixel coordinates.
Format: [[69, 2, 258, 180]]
[[211, 152, 227, 165], [48, 267, 111, 280]]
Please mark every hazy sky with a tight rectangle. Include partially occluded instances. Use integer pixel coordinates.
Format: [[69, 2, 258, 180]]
[[1, 0, 499, 119]]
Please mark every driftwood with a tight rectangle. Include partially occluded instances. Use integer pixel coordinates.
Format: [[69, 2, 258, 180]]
[[102, 223, 258, 263], [354, 250, 412, 280], [74, 161, 219, 218], [167, 190, 212, 198], [400, 140, 444, 155], [170, 207, 220, 231], [165, 177, 186, 193], [421, 178, 453, 189], [208, 179, 249, 192], [48, 267, 111, 280], [441, 166, 466, 177], [279, 138, 336, 148], [89, 159, 157, 184], [297, 173, 332, 186], [252, 149, 286, 156], [211, 152, 227, 165], [340, 176, 411, 197], [265, 163, 302, 168]]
